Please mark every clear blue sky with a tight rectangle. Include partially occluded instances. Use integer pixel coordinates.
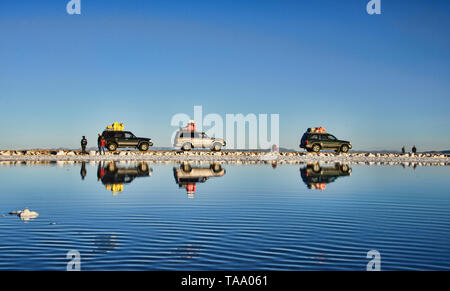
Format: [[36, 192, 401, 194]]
[[0, 0, 449, 151]]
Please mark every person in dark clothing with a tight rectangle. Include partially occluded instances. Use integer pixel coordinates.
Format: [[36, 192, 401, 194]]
[[81, 136, 88, 154], [80, 162, 87, 180], [412, 145, 417, 154], [401, 146, 406, 154], [97, 134, 102, 153]]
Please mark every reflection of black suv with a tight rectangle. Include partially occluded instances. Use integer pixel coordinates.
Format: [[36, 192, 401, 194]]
[[300, 132, 352, 153], [98, 162, 152, 186], [102, 130, 153, 151], [300, 163, 351, 190]]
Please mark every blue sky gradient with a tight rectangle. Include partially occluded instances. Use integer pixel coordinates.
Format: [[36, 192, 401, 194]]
[[0, 0, 449, 150]]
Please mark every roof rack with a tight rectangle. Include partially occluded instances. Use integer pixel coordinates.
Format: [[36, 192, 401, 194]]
[[307, 127, 327, 134], [106, 122, 124, 131]]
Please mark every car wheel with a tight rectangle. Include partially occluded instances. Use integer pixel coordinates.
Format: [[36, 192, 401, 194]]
[[211, 163, 222, 173], [182, 143, 192, 151], [312, 163, 321, 173], [341, 164, 349, 172], [182, 163, 192, 172], [139, 143, 149, 151], [212, 143, 222, 151], [341, 145, 349, 153], [312, 144, 321, 152], [107, 143, 117, 151], [139, 163, 148, 172]]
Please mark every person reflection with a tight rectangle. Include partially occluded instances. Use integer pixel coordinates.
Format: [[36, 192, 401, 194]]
[[300, 163, 352, 190], [98, 162, 152, 195], [80, 162, 87, 180], [173, 162, 226, 198]]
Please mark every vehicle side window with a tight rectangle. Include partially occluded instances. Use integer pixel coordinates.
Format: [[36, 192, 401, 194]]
[[124, 132, 133, 139], [194, 133, 202, 138], [320, 135, 329, 140], [115, 132, 124, 138], [180, 132, 195, 138], [310, 135, 318, 140], [328, 135, 337, 141]]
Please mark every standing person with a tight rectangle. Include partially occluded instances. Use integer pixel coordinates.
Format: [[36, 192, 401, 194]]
[[81, 136, 88, 154], [412, 145, 417, 154], [401, 146, 406, 154], [97, 133, 102, 153], [100, 136, 106, 155]]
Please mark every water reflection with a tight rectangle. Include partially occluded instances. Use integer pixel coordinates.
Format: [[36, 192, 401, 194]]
[[173, 162, 226, 198], [172, 243, 200, 260], [97, 162, 152, 194], [80, 162, 87, 180], [91, 234, 119, 254], [300, 163, 352, 190]]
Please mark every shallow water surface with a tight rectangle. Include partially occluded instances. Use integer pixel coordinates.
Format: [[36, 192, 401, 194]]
[[0, 162, 449, 270]]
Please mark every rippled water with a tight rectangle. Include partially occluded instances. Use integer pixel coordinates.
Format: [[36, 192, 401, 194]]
[[0, 162, 449, 270]]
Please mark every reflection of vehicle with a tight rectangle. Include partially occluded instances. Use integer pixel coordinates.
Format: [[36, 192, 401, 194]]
[[300, 128, 352, 153], [98, 162, 152, 194], [300, 163, 351, 190], [102, 130, 153, 151], [173, 162, 226, 197], [173, 130, 226, 151]]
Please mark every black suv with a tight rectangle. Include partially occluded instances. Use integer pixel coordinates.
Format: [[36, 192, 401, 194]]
[[300, 131, 352, 153], [102, 130, 153, 151]]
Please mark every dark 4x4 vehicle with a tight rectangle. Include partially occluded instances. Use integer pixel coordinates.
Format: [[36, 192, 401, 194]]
[[300, 132, 352, 153], [102, 130, 153, 151]]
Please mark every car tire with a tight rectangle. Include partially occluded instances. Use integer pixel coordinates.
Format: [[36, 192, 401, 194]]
[[211, 143, 222, 151], [139, 142, 149, 151], [340, 145, 349, 153], [211, 163, 222, 173], [312, 163, 321, 173], [312, 144, 321, 153], [341, 164, 349, 172], [139, 163, 149, 172], [182, 163, 192, 172], [107, 143, 117, 151], [182, 143, 192, 151]]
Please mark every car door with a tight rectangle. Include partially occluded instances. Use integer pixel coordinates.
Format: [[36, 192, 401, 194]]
[[200, 132, 211, 148], [327, 134, 339, 149], [123, 132, 137, 147], [114, 132, 125, 146], [320, 134, 331, 149], [178, 131, 194, 147], [192, 132, 203, 148]]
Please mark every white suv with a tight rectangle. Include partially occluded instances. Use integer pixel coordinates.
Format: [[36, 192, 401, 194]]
[[173, 130, 226, 151]]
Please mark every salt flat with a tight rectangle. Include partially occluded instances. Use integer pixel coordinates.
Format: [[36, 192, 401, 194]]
[[0, 150, 449, 166]]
